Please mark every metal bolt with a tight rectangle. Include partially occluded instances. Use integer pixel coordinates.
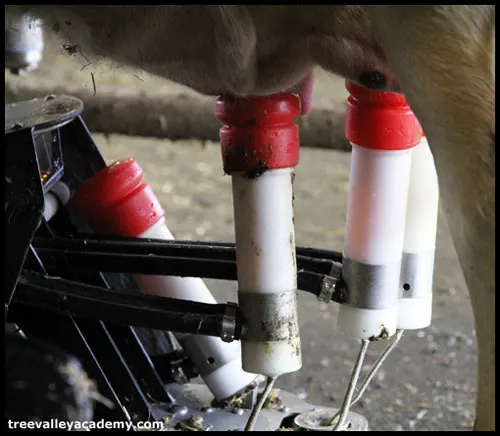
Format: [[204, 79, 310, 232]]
[[167, 404, 188, 416], [231, 408, 245, 416], [317, 275, 336, 303]]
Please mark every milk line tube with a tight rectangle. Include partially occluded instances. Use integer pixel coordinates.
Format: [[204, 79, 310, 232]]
[[398, 135, 439, 329], [216, 94, 302, 377], [338, 81, 423, 340], [43, 182, 72, 222], [71, 158, 258, 401]]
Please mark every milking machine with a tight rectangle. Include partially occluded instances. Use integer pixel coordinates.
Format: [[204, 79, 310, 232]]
[[5, 59, 439, 430]]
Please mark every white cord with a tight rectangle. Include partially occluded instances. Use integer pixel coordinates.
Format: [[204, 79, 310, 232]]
[[330, 329, 405, 430], [331, 339, 370, 430], [244, 376, 278, 431], [351, 329, 404, 406]]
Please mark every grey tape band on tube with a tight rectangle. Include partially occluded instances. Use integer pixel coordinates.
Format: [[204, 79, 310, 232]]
[[342, 258, 401, 310]]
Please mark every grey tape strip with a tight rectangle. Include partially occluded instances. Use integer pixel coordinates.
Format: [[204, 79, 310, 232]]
[[342, 258, 401, 310], [238, 290, 300, 342], [399, 250, 435, 298]]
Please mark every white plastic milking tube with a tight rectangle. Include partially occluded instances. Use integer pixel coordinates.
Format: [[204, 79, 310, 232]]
[[71, 158, 258, 401], [397, 137, 439, 329], [136, 219, 258, 401], [338, 145, 413, 339], [232, 168, 302, 377], [43, 182, 72, 222], [43, 192, 59, 222]]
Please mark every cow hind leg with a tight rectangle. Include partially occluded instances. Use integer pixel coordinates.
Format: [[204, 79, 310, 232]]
[[368, 5, 495, 431]]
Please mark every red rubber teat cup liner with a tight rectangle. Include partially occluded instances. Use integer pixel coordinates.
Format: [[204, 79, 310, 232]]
[[72, 158, 259, 401], [216, 93, 302, 377], [216, 93, 300, 174], [345, 80, 423, 150], [71, 158, 165, 236], [339, 81, 424, 341]]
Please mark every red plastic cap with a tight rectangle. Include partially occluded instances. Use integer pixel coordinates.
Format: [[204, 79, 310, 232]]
[[345, 80, 422, 151], [216, 93, 300, 174], [71, 158, 165, 236]]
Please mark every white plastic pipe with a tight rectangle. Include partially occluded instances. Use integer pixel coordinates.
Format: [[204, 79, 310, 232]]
[[72, 158, 258, 401], [338, 145, 412, 339], [397, 137, 439, 329], [43, 192, 59, 222], [136, 219, 258, 400], [338, 81, 422, 341], [232, 168, 302, 377], [43, 182, 72, 222]]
